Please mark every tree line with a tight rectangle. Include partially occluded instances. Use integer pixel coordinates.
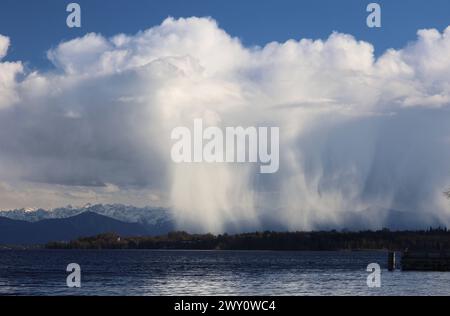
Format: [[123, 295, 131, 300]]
[[45, 228, 450, 251]]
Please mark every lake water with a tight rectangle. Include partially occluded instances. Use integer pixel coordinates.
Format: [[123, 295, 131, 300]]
[[0, 250, 449, 296]]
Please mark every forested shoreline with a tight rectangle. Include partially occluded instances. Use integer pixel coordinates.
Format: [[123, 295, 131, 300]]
[[45, 228, 450, 251]]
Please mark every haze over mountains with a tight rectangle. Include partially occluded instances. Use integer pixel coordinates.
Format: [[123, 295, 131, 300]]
[[0, 203, 446, 245]]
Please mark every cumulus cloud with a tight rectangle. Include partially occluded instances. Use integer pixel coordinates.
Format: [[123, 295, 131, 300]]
[[1, 17, 450, 232], [0, 35, 23, 109], [0, 35, 9, 59]]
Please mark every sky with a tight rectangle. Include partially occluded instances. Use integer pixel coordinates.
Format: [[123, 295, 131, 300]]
[[1, 0, 450, 68], [1, 1, 450, 232]]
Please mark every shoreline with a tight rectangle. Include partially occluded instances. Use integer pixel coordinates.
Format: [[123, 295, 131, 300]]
[[0, 247, 392, 252]]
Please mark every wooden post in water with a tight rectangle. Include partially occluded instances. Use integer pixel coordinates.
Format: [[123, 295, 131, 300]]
[[388, 251, 396, 271]]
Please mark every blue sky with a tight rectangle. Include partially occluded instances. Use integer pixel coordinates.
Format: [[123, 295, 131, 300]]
[[1, 0, 450, 69]]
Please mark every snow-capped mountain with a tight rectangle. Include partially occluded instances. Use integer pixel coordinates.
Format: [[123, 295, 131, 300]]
[[0, 204, 174, 228], [0, 212, 151, 244]]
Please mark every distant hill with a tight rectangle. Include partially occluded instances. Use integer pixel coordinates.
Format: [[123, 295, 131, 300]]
[[0, 204, 175, 236], [0, 211, 151, 244]]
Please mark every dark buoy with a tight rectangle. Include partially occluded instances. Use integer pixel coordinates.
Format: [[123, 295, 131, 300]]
[[388, 251, 396, 271]]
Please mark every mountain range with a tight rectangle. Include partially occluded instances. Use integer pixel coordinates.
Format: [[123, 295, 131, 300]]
[[0, 212, 156, 244], [0, 203, 172, 224], [0, 204, 446, 245], [0, 204, 175, 244]]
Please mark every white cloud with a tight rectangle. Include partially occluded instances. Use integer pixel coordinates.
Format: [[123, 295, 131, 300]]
[[0, 35, 10, 59], [0, 35, 23, 109], [1, 17, 450, 232], [47, 33, 112, 75]]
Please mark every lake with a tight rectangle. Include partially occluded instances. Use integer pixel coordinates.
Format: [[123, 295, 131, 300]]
[[0, 250, 449, 295]]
